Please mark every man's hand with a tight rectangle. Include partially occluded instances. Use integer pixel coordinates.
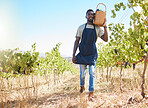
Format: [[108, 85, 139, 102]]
[[100, 18, 108, 42], [102, 18, 107, 28], [72, 56, 77, 64], [72, 37, 80, 64]]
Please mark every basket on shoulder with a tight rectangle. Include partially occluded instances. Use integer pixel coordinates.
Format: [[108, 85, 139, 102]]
[[94, 3, 107, 26]]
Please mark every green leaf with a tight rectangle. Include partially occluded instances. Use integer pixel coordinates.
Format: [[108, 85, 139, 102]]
[[123, 5, 126, 10]]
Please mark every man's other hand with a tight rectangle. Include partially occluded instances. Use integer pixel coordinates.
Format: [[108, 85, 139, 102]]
[[72, 56, 77, 64]]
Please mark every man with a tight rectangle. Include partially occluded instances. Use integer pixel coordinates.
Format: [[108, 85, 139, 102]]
[[72, 9, 108, 101]]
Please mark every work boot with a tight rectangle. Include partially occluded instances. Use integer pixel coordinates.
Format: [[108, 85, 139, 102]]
[[80, 86, 85, 93], [88, 92, 95, 102]]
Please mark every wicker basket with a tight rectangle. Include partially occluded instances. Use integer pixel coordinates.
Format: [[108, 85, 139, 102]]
[[94, 3, 107, 26]]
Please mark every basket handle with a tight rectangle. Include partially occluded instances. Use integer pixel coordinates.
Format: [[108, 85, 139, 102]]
[[96, 3, 107, 12]]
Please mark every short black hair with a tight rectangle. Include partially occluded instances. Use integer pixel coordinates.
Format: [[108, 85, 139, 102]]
[[86, 9, 94, 15]]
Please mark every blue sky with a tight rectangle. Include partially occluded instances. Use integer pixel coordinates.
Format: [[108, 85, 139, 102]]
[[0, 0, 133, 57]]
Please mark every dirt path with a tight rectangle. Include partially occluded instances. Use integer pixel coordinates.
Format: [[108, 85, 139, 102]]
[[1, 70, 148, 108], [34, 74, 81, 108], [31, 73, 148, 108]]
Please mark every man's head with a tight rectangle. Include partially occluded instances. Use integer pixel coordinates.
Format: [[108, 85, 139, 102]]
[[85, 9, 94, 23]]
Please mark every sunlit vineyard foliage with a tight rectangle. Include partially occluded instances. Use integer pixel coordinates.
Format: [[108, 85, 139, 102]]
[[97, 0, 148, 68], [0, 43, 78, 78], [96, 0, 148, 98]]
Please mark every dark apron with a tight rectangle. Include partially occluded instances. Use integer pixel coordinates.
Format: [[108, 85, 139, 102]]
[[76, 23, 98, 65]]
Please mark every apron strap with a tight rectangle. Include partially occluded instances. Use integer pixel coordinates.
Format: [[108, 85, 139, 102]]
[[85, 23, 87, 28], [93, 24, 95, 30]]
